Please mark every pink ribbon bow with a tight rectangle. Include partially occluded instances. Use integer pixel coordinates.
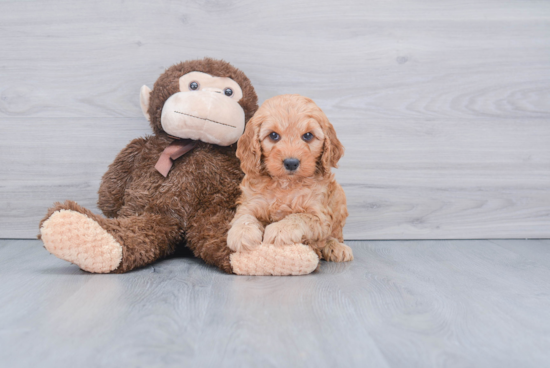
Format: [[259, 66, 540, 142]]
[[155, 139, 198, 177]]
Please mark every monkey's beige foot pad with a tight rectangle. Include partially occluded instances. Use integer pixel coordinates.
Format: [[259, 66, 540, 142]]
[[40, 210, 122, 273], [230, 243, 319, 276]]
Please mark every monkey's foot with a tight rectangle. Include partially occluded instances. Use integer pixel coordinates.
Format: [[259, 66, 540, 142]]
[[40, 209, 122, 273], [230, 243, 319, 276]]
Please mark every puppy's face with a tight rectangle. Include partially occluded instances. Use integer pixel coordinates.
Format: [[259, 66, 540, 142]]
[[259, 105, 325, 178], [237, 94, 343, 180]]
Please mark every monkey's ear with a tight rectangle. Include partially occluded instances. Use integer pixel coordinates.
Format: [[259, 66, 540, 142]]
[[140, 85, 152, 121]]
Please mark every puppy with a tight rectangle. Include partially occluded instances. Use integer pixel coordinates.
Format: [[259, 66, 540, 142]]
[[227, 94, 353, 263]]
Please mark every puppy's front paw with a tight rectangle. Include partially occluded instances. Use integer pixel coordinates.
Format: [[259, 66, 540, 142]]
[[264, 221, 304, 246], [321, 241, 354, 262], [227, 222, 263, 252]]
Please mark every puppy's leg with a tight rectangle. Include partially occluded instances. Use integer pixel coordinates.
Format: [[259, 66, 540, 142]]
[[227, 214, 264, 252], [321, 238, 354, 262], [264, 213, 331, 247]]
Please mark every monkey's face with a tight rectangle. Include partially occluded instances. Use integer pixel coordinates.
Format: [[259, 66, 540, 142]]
[[141, 71, 247, 146]]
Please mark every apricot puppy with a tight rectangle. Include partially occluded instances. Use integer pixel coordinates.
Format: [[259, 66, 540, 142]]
[[228, 94, 353, 263]]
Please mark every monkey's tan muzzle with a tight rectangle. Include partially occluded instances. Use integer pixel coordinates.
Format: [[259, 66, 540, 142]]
[[161, 91, 245, 146]]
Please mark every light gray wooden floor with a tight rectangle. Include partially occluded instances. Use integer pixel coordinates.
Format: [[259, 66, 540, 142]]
[[1, 239, 549, 367]]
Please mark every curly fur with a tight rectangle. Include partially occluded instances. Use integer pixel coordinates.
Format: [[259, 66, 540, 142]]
[[40, 58, 258, 273], [227, 95, 353, 263]]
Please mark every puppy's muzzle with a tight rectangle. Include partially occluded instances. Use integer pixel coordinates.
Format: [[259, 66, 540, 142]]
[[283, 158, 300, 172]]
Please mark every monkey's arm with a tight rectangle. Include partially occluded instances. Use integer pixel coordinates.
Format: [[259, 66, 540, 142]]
[[97, 138, 146, 218]]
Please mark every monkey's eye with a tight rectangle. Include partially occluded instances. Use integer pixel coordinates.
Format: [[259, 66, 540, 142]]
[[189, 81, 199, 90], [302, 132, 314, 142], [269, 132, 281, 142], [224, 88, 233, 97]]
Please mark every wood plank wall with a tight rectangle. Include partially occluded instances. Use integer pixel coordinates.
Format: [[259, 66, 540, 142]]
[[1, 0, 549, 239]]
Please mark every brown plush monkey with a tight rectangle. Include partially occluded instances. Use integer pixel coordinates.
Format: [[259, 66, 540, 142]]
[[39, 58, 319, 275]]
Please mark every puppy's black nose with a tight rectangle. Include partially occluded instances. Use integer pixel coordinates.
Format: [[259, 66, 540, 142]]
[[283, 158, 300, 171]]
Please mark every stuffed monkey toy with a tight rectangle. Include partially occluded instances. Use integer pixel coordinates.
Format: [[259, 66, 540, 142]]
[[39, 58, 319, 275]]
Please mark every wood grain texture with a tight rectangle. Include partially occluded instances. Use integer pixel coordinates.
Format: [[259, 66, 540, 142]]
[[1, 0, 549, 238], [1, 239, 549, 368], [2, 117, 549, 238], [1, 1, 549, 120]]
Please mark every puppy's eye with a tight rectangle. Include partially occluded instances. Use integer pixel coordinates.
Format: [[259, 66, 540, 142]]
[[224, 88, 233, 97], [269, 132, 281, 142], [189, 81, 199, 90], [302, 132, 314, 142]]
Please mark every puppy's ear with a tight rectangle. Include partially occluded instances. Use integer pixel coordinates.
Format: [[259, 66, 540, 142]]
[[237, 113, 263, 175], [320, 116, 344, 173]]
